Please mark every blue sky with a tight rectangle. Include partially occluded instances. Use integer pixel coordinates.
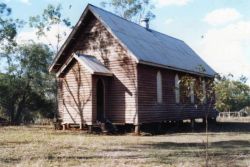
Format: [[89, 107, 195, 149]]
[[4, 0, 250, 84]]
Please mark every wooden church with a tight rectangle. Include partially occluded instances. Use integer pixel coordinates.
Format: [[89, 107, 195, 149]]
[[49, 4, 217, 132]]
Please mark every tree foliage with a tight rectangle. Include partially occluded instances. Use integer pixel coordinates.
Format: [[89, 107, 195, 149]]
[[214, 74, 250, 112], [0, 3, 16, 42], [101, 0, 155, 23], [0, 43, 56, 124], [29, 4, 72, 52], [0, 3, 18, 56], [0, 3, 74, 124]]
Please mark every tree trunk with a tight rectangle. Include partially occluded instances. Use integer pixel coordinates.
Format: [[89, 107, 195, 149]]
[[9, 107, 15, 125], [13, 94, 26, 125]]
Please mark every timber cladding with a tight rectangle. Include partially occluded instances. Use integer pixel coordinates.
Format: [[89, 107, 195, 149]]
[[54, 7, 216, 126], [58, 14, 137, 125], [76, 15, 137, 124], [59, 60, 93, 125], [137, 64, 214, 123]]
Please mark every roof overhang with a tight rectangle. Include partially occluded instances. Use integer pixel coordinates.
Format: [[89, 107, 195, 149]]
[[49, 4, 216, 78], [49, 5, 93, 73], [139, 60, 216, 78], [56, 53, 113, 77], [49, 4, 139, 73]]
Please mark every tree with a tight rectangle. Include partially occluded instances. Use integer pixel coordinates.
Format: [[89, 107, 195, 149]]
[[0, 4, 69, 124], [101, 0, 155, 23], [214, 74, 250, 112], [0, 3, 16, 45], [180, 67, 216, 167], [29, 4, 72, 52], [0, 3, 17, 60], [29, 4, 73, 122], [0, 43, 55, 124]]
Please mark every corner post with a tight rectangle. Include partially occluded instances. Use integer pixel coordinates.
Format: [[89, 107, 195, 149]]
[[134, 125, 140, 135], [88, 125, 93, 133]]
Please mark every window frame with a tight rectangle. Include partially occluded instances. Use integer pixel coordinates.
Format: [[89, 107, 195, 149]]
[[175, 74, 180, 104], [190, 80, 195, 104], [156, 71, 163, 104]]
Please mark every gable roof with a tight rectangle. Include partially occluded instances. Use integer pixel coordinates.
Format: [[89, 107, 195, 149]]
[[57, 53, 113, 77], [50, 4, 216, 77]]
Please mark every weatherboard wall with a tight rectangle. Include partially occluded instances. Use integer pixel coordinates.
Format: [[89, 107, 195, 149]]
[[59, 60, 93, 125], [58, 13, 137, 124], [137, 64, 215, 123], [76, 15, 137, 124]]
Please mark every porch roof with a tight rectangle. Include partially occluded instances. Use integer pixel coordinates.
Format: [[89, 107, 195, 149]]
[[56, 53, 113, 77], [75, 53, 113, 76]]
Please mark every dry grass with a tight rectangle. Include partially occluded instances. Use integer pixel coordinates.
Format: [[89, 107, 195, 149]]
[[0, 120, 250, 167]]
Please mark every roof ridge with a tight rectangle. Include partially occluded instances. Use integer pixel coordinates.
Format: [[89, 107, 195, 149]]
[[50, 4, 216, 77], [88, 4, 184, 43], [88, 4, 144, 28]]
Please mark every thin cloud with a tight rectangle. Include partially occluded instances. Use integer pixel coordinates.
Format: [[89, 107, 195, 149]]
[[154, 0, 192, 7], [20, 0, 31, 5], [197, 21, 250, 83], [5, 0, 31, 5], [17, 24, 71, 51], [164, 18, 173, 25], [203, 8, 241, 26]]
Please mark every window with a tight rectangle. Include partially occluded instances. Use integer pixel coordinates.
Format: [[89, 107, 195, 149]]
[[202, 80, 207, 103], [190, 80, 195, 103], [175, 74, 180, 103], [157, 71, 162, 104]]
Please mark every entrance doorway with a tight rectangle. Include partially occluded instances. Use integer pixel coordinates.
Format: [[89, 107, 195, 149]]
[[96, 79, 105, 122]]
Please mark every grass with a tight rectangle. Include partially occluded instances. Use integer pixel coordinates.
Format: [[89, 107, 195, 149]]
[[0, 119, 250, 167]]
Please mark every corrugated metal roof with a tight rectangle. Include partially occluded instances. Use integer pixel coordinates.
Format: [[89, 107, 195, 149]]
[[89, 5, 216, 76], [75, 54, 113, 76]]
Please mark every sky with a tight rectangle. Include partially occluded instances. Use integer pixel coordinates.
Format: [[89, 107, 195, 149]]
[[3, 0, 250, 84]]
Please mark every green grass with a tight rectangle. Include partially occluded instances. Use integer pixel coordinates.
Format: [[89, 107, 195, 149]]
[[0, 120, 250, 167]]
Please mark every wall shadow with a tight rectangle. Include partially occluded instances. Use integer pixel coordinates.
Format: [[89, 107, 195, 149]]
[[104, 75, 132, 124], [140, 121, 250, 135], [140, 140, 250, 150]]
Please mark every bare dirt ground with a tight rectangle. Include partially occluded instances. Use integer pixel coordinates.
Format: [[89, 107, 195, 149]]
[[0, 118, 249, 167]]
